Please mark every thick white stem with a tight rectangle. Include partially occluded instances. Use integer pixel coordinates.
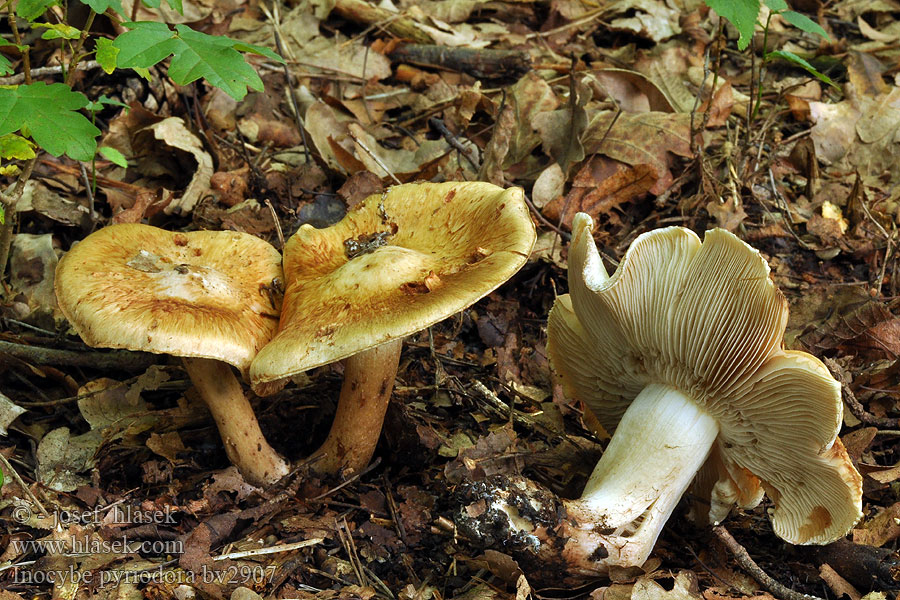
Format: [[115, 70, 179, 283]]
[[564, 383, 719, 569]]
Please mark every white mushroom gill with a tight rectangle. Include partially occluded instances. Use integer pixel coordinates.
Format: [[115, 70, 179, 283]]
[[546, 212, 863, 573]]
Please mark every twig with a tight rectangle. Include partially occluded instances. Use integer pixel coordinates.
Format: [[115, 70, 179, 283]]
[[0, 340, 156, 371], [261, 1, 311, 164], [347, 130, 402, 185], [713, 525, 824, 600], [823, 357, 900, 428], [308, 456, 383, 501], [264, 199, 284, 248], [213, 537, 323, 561], [523, 193, 571, 240], [428, 118, 479, 171], [79, 162, 96, 229], [0, 60, 103, 86], [0, 452, 51, 518]]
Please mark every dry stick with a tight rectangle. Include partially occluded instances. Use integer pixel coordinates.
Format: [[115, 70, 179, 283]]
[[713, 525, 824, 600], [332, 0, 433, 44], [0, 452, 51, 518], [428, 118, 479, 171], [347, 129, 402, 185], [262, 1, 311, 164], [0, 60, 103, 86], [823, 357, 900, 428], [0, 157, 37, 292], [388, 44, 531, 81], [0, 339, 156, 371]]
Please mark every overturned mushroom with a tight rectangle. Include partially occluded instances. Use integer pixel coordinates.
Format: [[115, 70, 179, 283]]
[[251, 181, 536, 476], [55, 224, 290, 486], [456, 213, 862, 581]]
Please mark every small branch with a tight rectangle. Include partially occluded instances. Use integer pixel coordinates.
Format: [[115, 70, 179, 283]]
[[823, 357, 900, 428], [389, 44, 531, 82], [428, 118, 479, 171], [332, 0, 433, 44], [0, 61, 104, 86], [0, 157, 39, 292], [0, 339, 156, 371], [713, 525, 824, 600], [66, 9, 97, 87]]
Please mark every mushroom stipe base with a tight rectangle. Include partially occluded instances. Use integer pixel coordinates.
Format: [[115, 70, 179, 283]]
[[456, 384, 719, 580]]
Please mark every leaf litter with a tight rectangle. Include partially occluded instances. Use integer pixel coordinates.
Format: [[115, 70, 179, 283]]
[[4, 0, 900, 598]]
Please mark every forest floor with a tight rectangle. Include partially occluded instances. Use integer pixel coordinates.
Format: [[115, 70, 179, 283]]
[[2, 0, 900, 599]]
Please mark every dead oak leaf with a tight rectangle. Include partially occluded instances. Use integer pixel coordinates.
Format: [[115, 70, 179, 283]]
[[582, 110, 695, 194], [542, 157, 657, 228]]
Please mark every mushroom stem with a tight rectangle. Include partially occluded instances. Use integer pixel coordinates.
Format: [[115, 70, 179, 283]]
[[309, 338, 403, 476], [562, 383, 719, 570], [454, 383, 719, 581], [182, 357, 290, 486]]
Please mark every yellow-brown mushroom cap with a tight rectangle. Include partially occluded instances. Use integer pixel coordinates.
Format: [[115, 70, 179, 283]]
[[55, 224, 283, 373], [547, 213, 862, 545], [250, 181, 536, 392]]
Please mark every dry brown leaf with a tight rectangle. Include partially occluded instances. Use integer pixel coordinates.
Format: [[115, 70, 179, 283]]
[[146, 432, 186, 463], [533, 76, 589, 173], [9, 233, 61, 321], [592, 68, 675, 113], [581, 110, 694, 194], [542, 157, 657, 228], [852, 502, 900, 547]]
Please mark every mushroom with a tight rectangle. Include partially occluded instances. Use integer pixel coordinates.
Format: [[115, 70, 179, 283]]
[[250, 181, 536, 476], [55, 224, 290, 486], [456, 213, 862, 580], [552, 212, 863, 570]]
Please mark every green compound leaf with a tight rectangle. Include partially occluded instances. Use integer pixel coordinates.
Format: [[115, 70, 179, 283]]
[[705, 0, 761, 50], [33, 23, 82, 41], [767, 50, 836, 87], [17, 0, 57, 21], [95, 37, 118, 74], [113, 21, 283, 101], [80, 0, 125, 15], [0, 83, 100, 161]]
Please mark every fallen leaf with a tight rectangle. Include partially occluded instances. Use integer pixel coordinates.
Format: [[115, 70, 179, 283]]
[[36, 427, 98, 492], [0, 392, 25, 436]]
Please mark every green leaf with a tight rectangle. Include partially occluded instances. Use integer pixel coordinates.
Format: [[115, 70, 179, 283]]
[[17, 0, 57, 21], [0, 83, 100, 160], [95, 37, 118, 73], [0, 45, 15, 76], [112, 21, 180, 68], [764, 0, 788, 11], [0, 134, 36, 160], [782, 10, 830, 40], [84, 94, 130, 112], [766, 50, 837, 87], [99, 146, 128, 167], [0, 204, 4, 225], [80, 0, 125, 15], [33, 23, 82, 40], [705, 0, 761, 50], [114, 22, 284, 100], [140, 0, 182, 10]]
